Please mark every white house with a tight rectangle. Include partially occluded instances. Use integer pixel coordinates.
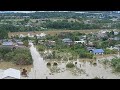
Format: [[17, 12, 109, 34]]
[[74, 40, 86, 44], [19, 34, 25, 38], [40, 33, 46, 37], [1, 68, 21, 79]]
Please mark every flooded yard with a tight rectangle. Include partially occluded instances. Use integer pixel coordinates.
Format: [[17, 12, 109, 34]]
[[28, 43, 120, 79]]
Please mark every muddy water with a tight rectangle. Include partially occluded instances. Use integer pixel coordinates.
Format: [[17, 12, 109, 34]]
[[29, 43, 120, 79]]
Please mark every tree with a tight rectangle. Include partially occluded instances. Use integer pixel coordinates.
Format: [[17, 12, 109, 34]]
[[34, 35, 38, 45], [13, 53, 32, 65], [23, 40, 29, 47], [52, 51, 56, 59], [0, 29, 8, 39], [24, 18, 30, 24]]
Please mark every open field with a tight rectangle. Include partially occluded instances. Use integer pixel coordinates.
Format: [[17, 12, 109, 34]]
[[8, 29, 101, 37], [0, 61, 32, 72], [9, 29, 119, 37]]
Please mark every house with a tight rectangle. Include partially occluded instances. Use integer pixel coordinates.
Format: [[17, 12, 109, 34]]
[[19, 34, 25, 38], [62, 38, 73, 45], [114, 37, 120, 41], [2, 41, 14, 46], [17, 41, 24, 46], [91, 49, 104, 55], [40, 33, 46, 37], [86, 47, 96, 51], [96, 33, 108, 39], [1, 68, 20, 79], [35, 33, 46, 39], [74, 40, 86, 44], [114, 31, 119, 35], [45, 40, 56, 48]]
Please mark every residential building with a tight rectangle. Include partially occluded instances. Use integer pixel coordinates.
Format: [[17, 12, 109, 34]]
[[90, 49, 104, 55], [62, 38, 73, 45], [1, 68, 21, 79]]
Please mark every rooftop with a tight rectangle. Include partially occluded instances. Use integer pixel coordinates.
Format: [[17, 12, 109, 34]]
[[2, 41, 13, 46], [92, 49, 104, 53], [1, 68, 20, 79]]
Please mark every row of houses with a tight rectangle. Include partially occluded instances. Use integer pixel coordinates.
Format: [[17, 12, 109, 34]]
[[18, 32, 46, 38], [0, 39, 27, 49]]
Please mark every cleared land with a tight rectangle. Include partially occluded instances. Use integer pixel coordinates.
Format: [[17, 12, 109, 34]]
[[9, 29, 119, 37], [0, 61, 32, 72], [8, 29, 101, 37]]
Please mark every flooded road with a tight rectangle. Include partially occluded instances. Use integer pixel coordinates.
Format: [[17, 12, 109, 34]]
[[29, 43, 50, 79]]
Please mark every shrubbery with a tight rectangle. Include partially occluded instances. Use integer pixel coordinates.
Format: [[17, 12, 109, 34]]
[[79, 52, 93, 59], [0, 47, 32, 65], [37, 45, 45, 51], [104, 49, 117, 54], [66, 62, 75, 68], [111, 58, 120, 72], [46, 62, 51, 67], [53, 62, 58, 66]]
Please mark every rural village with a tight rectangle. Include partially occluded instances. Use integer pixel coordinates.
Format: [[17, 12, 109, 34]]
[[0, 11, 120, 79]]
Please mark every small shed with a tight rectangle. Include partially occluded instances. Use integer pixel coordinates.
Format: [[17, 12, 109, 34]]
[[1, 68, 21, 79]]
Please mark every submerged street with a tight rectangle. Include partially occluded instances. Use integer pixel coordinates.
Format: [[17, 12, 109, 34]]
[[29, 43, 50, 79]]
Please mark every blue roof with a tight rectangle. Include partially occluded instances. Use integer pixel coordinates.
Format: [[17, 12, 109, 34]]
[[92, 49, 104, 53], [2, 42, 13, 46]]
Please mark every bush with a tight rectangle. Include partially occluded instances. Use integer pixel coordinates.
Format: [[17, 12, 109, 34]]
[[79, 52, 93, 59], [0, 47, 33, 65], [63, 57, 68, 61], [13, 53, 32, 65], [4, 52, 15, 61], [93, 76, 101, 79], [111, 58, 120, 72], [53, 62, 58, 66], [105, 49, 117, 54], [66, 62, 75, 68], [37, 45, 45, 51], [47, 62, 51, 67], [69, 57, 73, 60], [23, 40, 29, 47], [75, 62, 77, 64], [0, 47, 12, 58]]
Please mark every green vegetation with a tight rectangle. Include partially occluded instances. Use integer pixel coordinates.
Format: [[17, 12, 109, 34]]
[[46, 62, 51, 67], [0, 29, 8, 39], [23, 40, 29, 47], [1, 12, 120, 33], [53, 62, 58, 66], [92, 76, 102, 79], [104, 49, 117, 54], [66, 62, 75, 68], [111, 57, 120, 72], [37, 45, 46, 51], [0, 47, 32, 65]]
